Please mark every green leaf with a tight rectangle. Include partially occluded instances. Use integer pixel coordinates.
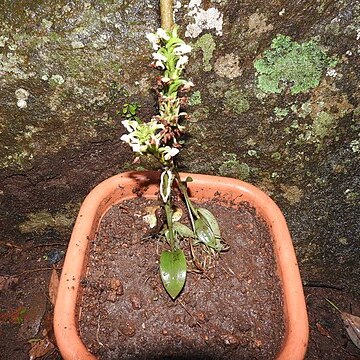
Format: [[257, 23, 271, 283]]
[[122, 104, 128, 115], [173, 222, 194, 237], [160, 170, 173, 203], [194, 218, 215, 246], [197, 208, 221, 239], [194, 208, 223, 251], [160, 249, 187, 299]]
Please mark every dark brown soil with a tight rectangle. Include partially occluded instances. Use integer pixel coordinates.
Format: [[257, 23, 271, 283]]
[[79, 197, 285, 359]]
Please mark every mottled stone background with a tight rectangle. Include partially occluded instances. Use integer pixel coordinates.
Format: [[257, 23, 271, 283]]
[[1, 0, 359, 295]]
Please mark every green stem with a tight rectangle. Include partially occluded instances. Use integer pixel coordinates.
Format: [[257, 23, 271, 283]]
[[161, 164, 176, 250], [174, 171, 198, 231], [165, 201, 175, 250]]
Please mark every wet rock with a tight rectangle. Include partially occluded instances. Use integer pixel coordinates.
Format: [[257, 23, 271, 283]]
[[47, 249, 65, 265]]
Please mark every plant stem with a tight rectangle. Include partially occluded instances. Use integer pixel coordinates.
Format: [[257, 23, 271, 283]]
[[164, 201, 175, 249], [160, 0, 174, 30], [174, 171, 198, 231]]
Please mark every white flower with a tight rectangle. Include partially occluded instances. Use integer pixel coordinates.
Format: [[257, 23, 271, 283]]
[[121, 119, 138, 132], [121, 119, 164, 155], [163, 146, 179, 160], [152, 52, 167, 62], [146, 32, 160, 50], [182, 81, 194, 90], [176, 55, 188, 68], [152, 52, 167, 69], [161, 76, 170, 83], [174, 43, 192, 55], [120, 133, 132, 143], [155, 60, 165, 69], [156, 28, 170, 40], [131, 143, 141, 153]]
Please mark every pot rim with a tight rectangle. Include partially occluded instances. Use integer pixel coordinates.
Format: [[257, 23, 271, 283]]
[[54, 171, 308, 360]]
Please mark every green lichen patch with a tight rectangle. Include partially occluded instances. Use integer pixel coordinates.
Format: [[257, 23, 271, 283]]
[[219, 153, 250, 180], [254, 34, 338, 94], [280, 184, 303, 204], [18, 202, 80, 234], [312, 111, 336, 140], [188, 90, 202, 106], [192, 33, 216, 72], [190, 107, 209, 123], [273, 107, 289, 119], [224, 89, 250, 114], [290, 102, 312, 119]]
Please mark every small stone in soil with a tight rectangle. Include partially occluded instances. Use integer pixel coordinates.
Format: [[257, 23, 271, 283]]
[[110, 278, 123, 296], [195, 311, 206, 323], [118, 320, 136, 337], [130, 293, 142, 310], [221, 333, 240, 346]]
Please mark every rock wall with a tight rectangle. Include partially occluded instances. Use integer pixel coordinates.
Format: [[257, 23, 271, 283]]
[[1, 0, 359, 294]]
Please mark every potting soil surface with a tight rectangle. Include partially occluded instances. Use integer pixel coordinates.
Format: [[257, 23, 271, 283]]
[[79, 196, 285, 359]]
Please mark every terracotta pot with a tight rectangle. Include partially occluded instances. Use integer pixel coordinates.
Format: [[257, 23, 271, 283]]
[[54, 171, 308, 359]]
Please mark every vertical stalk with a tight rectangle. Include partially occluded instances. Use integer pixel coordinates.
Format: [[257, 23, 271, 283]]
[[174, 171, 198, 231], [164, 201, 175, 249], [160, 0, 174, 30], [161, 165, 176, 250]]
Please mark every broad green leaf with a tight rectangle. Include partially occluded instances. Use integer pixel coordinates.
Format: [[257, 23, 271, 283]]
[[194, 218, 215, 246], [160, 249, 187, 299], [197, 208, 221, 239], [173, 222, 194, 238], [195, 209, 223, 251]]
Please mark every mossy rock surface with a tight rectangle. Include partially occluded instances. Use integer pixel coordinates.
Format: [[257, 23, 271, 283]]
[[1, 0, 359, 294]]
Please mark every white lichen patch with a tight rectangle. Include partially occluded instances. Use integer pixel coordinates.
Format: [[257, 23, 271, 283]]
[[15, 88, 30, 108], [71, 40, 85, 49], [185, 0, 223, 38], [0, 35, 9, 47], [173, 0, 182, 21], [350, 139, 360, 153], [326, 68, 337, 77], [214, 54, 242, 79], [50, 74, 65, 85], [248, 13, 273, 38]]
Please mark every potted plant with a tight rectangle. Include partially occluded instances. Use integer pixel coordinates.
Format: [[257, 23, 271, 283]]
[[54, 9, 308, 360]]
